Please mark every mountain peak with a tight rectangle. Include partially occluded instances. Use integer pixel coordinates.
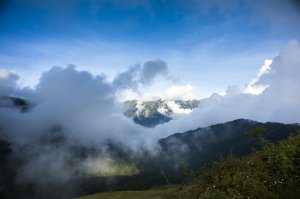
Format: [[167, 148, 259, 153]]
[[124, 99, 200, 127]]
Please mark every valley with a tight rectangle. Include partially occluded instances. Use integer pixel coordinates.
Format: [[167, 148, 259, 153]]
[[0, 97, 299, 198]]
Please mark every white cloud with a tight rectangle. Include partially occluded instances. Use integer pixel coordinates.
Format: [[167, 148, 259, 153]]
[[244, 59, 272, 95], [1, 41, 300, 196], [151, 40, 300, 136], [142, 84, 200, 101], [0, 68, 19, 95], [0, 64, 162, 196], [116, 83, 200, 102], [165, 101, 193, 115], [1, 41, 300, 143]]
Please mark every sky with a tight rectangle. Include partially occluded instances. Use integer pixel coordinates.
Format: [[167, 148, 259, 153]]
[[1, 0, 299, 98], [1, 1, 300, 194]]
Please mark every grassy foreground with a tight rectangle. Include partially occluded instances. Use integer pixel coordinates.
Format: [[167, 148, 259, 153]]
[[77, 187, 176, 199]]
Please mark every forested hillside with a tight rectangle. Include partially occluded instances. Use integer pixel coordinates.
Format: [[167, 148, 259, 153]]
[[165, 131, 300, 199]]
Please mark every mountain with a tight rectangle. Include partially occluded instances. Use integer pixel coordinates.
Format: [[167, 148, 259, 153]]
[[174, 99, 199, 109], [0, 137, 16, 199], [0, 96, 30, 112], [78, 119, 300, 195], [165, 130, 300, 199], [0, 118, 299, 198], [155, 119, 300, 170], [124, 99, 200, 127]]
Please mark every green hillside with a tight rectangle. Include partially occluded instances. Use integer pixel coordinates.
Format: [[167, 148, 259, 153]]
[[165, 131, 300, 199], [1, 119, 299, 198], [78, 131, 300, 199]]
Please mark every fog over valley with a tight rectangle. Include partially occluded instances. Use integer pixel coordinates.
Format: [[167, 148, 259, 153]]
[[1, 0, 300, 198]]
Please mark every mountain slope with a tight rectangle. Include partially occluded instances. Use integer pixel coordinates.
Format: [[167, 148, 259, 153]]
[[77, 119, 300, 197], [157, 119, 300, 170], [165, 131, 300, 199], [1, 117, 299, 198], [68, 119, 300, 196]]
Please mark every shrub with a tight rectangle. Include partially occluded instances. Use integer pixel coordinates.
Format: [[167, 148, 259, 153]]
[[164, 131, 300, 199]]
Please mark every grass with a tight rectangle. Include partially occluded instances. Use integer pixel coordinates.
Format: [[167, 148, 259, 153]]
[[77, 187, 177, 199], [85, 160, 140, 177]]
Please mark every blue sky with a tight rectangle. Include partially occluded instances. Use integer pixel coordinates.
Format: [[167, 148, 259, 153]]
[[0, 0, 299, 97]]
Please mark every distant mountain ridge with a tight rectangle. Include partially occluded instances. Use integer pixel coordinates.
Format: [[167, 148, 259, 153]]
[[124, 99, 200, 127], [0, 96, 30, 112], [78, 119, 300, 195], [1, 95, 300, 197], [1, 116, 299, 197], [156, 119, 300, 170]]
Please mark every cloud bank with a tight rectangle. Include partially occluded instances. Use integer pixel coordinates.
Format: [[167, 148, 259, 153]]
[[0, 60, 165, 198], [152, 40, 300, 136], [1, 41, 300, 144], [0, 59, 172, 146], [143, 84, 199, 101], [0, 41, 300, 198]]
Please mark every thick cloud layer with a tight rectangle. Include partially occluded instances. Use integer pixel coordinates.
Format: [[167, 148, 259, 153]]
[[1, 42, 300, 144], [143, 84, 199, 101], [0, 60, 164, 198], [0, 65, 157, 148], [0, 42, 299, 197]]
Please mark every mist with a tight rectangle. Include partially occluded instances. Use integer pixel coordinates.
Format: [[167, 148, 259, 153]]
[[152, 40, 300, 136], [0, 60, 168, 198], [0, 41, 300, 198]]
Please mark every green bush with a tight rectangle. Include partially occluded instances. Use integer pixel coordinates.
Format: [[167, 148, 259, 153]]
[[164, 131, 300, 199]]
